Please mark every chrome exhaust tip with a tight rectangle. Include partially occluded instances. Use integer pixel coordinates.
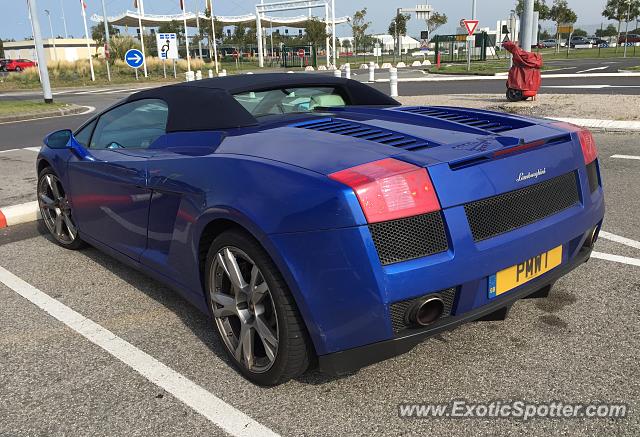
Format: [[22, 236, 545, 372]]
[[408, 296, 445, 327]]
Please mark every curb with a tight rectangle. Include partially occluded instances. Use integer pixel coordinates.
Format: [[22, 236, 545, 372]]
[[548, 117, 640, 131], [0, 201, 40, 229], [0, 105, 90, 123]]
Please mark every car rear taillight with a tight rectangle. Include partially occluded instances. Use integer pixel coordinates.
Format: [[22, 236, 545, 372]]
[[329, 158, 440, 223], [551, 122, 598, 164]]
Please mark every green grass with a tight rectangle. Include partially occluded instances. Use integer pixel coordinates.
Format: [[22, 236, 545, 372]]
[[534, 46, 640, 60], [0, 100, 68, 116], [625, 65, 640, 71]]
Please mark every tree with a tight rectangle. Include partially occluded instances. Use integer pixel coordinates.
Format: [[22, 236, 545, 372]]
[[426, 12, 448, 34], [109, 35, 140, 61], [573, 28, 588, 37], [91, 22, 120, 48], [595, 23, 619, 38], [200, 5, 224, 58], [0, 39, 4, 58], [304, 18, 328, 49], [516, 0, 551, 20], [550, 0, 577, 25], [351, 8, 371, 54], [388, 12, 410, 54], [602, 0, 639, 52]]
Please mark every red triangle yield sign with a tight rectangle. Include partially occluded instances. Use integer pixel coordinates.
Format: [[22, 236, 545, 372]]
[[464, 20, 479, 36]]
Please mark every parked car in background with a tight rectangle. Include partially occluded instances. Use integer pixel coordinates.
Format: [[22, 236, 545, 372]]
[[619, 34, 640, 44], [539, 39, 557, 48], [568, 36, 592, 48], [3, 59, 37, 72]]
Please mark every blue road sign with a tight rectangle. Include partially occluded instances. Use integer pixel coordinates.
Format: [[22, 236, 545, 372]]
[[125, 49, 145, 69]]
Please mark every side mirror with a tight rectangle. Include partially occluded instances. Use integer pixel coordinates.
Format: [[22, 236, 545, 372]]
[[43, 129, 95, 161], [44, 129, 72, 149]]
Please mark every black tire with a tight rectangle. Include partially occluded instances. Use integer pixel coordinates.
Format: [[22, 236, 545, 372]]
[[205, 229, 313, 385], [37, 167, 86, 250], [506, 88, 524, 102]]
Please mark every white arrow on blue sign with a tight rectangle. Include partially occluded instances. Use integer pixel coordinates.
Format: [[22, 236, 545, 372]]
[[125, 49, 145, 69]]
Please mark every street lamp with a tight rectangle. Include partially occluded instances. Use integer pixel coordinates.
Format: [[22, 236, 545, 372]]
[[44, 9, 57, 61], [60, 0, 68, 39]]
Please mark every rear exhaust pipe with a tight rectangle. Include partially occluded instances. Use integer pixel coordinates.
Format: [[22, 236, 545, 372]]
[[585, 225, 600, 248], [408, 296, 445, 327]]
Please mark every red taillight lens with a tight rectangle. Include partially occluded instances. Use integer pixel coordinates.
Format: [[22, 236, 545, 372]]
[[329, 158, 440, 223], [577, 129, 598, 164], [551, 122, 598, 164]]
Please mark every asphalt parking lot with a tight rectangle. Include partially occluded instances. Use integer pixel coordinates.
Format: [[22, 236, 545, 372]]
[[0, 131, 638, 436]]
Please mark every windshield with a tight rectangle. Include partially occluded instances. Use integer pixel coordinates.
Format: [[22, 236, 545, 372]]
[[233, 87, 347, 118]]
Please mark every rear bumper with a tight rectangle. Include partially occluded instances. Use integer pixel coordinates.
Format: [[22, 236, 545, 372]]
[[318, 246, 593, 376]]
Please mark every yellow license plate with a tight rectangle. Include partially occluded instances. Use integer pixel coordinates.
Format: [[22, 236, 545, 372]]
[[488, 246, 563, 299]]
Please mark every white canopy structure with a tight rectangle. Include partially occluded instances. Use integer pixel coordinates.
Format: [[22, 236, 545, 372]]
[[90, 10, 350, 29]]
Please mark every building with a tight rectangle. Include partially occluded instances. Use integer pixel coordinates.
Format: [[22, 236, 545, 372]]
[[3, 39, 101, 63], [338, 35, 421, 53]]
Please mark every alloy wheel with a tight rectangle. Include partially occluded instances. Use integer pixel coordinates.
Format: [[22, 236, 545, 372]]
[[210, 247, 280, 373], [38, 173, 78, 245]]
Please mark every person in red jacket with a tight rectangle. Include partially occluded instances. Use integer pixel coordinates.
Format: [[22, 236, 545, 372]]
[[503, 41, 543, 102]]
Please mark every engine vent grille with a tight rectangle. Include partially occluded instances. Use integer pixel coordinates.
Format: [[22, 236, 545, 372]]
[[464, 171, 580, 242], [293, 118, 434, 151], [368, 212, 449, 266], [389, 288, 457, 333], [395, 106, 533, 133]]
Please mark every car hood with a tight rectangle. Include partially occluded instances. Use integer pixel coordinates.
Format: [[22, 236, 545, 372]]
[[215, 106, 571, 176]]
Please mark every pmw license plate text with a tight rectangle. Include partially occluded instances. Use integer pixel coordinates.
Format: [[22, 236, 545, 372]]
[[488, 246, 563, 298]]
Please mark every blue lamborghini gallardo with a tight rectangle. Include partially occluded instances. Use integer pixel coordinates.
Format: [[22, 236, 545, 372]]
[[36, 74, 604, 385]]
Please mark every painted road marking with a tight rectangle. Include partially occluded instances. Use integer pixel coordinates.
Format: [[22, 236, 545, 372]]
[[576, 66, 609, 74], [23, 146, 41, 152], [0, 265, 279, 437], [543, 85, 640, 89], [599, 231, 640, 250], [592, 252, 640, 267], [611, 154, 640, 160]]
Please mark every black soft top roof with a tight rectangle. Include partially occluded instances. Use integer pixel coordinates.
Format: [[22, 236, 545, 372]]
[[126, 73, 399, 133]]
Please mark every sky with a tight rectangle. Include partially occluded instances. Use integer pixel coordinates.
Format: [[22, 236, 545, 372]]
[[0, 0, 622, 42]]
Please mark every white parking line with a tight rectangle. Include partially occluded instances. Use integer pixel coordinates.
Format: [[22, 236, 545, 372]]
[[576, 66, 609, 74], [0, 265, 279, 437], [592, 252, 640, 267], [599, 231, 640, 250], [611, 154, 640, 160], [23, 146, 41, 152]]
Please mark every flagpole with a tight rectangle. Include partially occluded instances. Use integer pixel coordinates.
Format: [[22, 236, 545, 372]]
[[137, 0, 148, 77], [80, 0, 96, 81], [182, 0, 192, 72], [209, 0, 219, 74]]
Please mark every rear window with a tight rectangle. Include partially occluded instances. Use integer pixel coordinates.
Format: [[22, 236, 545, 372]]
[[233, 87, 347, 118]]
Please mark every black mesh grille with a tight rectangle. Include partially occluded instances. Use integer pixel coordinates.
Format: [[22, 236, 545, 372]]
[[369, 212, 449, 265], [394, 106, 533, 133], [464, 171, 580, 242], [293, 118, 436, 151], [389, 288, 457, 333], [586, 161, 599, 193]]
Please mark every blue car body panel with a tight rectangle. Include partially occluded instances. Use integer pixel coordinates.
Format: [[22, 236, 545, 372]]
[[37, 102, 605, 360]]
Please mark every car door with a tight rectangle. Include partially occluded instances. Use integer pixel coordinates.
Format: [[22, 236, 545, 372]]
[[67, 99, 169, 261]]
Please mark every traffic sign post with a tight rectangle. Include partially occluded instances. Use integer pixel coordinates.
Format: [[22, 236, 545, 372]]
[[297, 48, 305, 69], [125, 48, 145, 80], [462, 19, 479, 72], [157, 33, 178, 80]]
